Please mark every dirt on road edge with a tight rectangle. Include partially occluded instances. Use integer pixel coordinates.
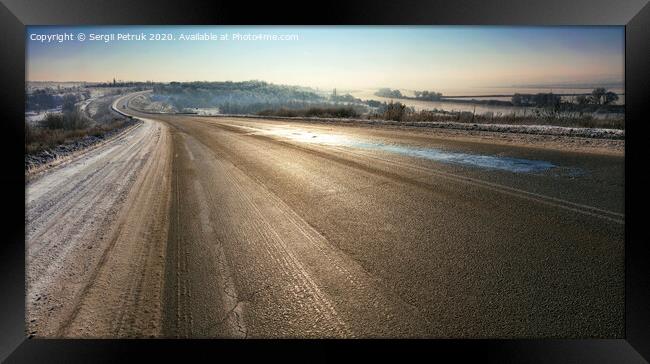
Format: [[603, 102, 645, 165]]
[[26, 118, 173, 338], [59, 120, 173, 337]]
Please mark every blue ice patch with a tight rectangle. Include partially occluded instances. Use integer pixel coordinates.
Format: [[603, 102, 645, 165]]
[[351, 142, 556, 173]]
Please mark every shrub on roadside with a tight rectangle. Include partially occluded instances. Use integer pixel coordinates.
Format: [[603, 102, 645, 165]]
[[42, 110, 91, 130], [257, 106, 360, 119], [380, 101, 408, 121], [25, 118, 130, 155]]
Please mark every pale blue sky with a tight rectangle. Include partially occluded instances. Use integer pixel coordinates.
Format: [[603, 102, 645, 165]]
[[26, 26, 624, 90]]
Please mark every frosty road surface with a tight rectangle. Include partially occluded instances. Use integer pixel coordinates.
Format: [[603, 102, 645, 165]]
[[26, 92, 624, 338]]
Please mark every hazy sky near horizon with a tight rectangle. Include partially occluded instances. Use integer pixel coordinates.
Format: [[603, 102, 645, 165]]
[[26, 26, 624, 90]]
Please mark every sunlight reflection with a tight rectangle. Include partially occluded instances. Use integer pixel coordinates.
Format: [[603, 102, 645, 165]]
[[254, 126, 557, 174]]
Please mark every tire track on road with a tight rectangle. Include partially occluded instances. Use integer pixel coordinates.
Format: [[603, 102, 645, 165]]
[[162, 125, 436, 337]]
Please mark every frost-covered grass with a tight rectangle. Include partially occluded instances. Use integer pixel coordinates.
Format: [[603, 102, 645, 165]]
[[25, 110, 129, 155], [368, 107, 624, 130]]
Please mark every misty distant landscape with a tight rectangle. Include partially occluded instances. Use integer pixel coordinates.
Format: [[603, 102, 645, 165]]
[[24, 78, 626, 171]]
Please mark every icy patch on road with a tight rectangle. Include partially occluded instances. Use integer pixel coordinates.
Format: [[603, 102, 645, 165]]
[[352, 143, 555, 173], [264, 128, 557, 173]]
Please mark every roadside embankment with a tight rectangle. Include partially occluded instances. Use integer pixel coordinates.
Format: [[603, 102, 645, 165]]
[[25, 92, 143, 177], [25, 118, 141, 179]]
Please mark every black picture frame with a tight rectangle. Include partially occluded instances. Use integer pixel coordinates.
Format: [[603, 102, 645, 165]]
[[1, 0, 648, 362]]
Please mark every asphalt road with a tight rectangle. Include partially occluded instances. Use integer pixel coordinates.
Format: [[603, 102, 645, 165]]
[[121, 92, 624, 338], [27, 93, 624, 338]]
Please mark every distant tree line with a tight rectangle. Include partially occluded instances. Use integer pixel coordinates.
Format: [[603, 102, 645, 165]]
[[25, 90, 62, 111], [25, 90, 90, 112], [413, 90, 443, 101], [511, 93, 562, 107], [153, 81, 328, 113], [91, 81, 155, 88], [511, 88, 620, 107], [375, 87, 621, 110], [575, 88, 619, 106], [329, 93, 362, 104], [375, 88, 403, 98], [375, 88, 443, 101]]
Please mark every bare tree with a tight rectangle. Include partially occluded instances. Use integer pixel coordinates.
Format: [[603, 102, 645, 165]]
[[590, 88, 607, 105], [604, 91, 619, 105]]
